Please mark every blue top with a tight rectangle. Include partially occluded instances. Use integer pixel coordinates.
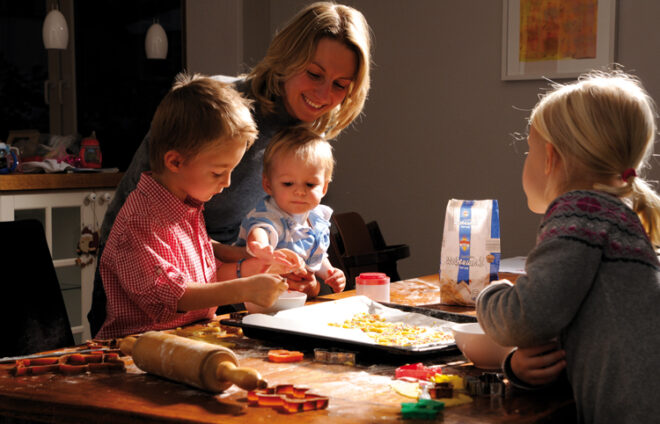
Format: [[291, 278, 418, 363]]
[[235, 196, 332, 271]]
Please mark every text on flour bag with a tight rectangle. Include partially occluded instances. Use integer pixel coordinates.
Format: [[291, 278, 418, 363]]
[[438, 199, 500, 306]]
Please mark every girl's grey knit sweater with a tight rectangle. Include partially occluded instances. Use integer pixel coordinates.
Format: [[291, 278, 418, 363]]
[[477, 190, 660, 424]]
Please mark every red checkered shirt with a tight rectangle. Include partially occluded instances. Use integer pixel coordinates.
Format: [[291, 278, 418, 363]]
[[97, 173, 218, 339]]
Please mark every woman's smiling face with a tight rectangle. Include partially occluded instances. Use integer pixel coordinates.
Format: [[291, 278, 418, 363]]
[[283, 37, 357, 122]]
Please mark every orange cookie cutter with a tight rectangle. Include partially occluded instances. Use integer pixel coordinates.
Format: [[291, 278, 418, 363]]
[[248, 384, 329, 414], [267, 349, 304, 363], [11, 350, 125, 376]]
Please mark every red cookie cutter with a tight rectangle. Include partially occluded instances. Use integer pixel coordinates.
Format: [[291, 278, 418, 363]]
[[248, 384, 329, 414], [395, 363, 443, 381]]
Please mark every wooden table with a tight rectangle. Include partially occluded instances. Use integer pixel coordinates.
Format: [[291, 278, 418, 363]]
[[0, 275, 575, 424]]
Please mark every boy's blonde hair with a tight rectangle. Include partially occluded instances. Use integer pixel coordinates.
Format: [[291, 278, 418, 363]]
[[531, 70, 660, 245], [247, 1, 372, 140], [263, 127, 335, 182], [149, 72, 257, 173]]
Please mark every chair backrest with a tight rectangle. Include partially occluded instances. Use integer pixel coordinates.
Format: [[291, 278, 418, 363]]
[[329, 211, 410, 289], [332, 212, 374, 255], [0, 219, 74, 357]]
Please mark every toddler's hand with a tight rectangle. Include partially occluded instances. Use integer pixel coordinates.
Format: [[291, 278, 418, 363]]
[[323, 267, 346, 293], [248, 240, 274, 262], [244, 274, 288, 307], [283, 269, 319, 297], [511, 342, 566, 386], [268, 249, 306, 275]]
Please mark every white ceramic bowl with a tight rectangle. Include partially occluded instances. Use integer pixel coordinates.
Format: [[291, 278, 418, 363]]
[[451, 322, 514, 370], [244, 291, 307, 314]]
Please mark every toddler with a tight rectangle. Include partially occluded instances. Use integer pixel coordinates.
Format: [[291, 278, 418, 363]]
[[235, 127, 346, 296], [477, 70, 660, 423], [97, 73, 290, 339]]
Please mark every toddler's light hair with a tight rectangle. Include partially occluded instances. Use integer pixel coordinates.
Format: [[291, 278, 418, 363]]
[[149, 72, 257, 173], [246, 1, 372, 139], [263, 126, 335, 183], [531, 70, 660, 245]]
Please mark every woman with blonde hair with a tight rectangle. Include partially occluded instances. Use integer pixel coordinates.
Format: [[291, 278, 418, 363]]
[[89, 2, 373, 335]]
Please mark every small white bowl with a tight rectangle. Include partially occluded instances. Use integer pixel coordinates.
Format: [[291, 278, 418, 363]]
[[244, 291, 307, 314], [451, 322, 514, 370]]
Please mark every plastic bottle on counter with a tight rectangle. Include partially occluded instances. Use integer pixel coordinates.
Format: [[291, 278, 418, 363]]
[[355, 272, 390, 303]]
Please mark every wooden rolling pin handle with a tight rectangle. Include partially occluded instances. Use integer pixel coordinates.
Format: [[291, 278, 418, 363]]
[[216, 361, 268, 391]]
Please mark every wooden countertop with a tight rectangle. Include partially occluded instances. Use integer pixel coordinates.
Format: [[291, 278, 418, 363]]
[[0, 345, 575, 424], [0, 172, 124, 191]]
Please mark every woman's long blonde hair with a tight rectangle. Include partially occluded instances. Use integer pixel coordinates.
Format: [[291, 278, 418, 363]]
[[531, 70, 660, 245], [247, 1, 372, 139]]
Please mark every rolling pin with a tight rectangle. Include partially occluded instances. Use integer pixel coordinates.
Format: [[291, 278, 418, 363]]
[[120, 331, 267, 393]]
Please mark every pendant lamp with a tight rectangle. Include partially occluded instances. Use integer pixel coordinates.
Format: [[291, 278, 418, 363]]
[[145, 19, 168, 59], [42, 4, 69, 50]]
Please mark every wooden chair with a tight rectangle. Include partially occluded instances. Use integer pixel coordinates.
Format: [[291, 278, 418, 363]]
[[0, 219, 74, 357], [328, 212, 410, 290]]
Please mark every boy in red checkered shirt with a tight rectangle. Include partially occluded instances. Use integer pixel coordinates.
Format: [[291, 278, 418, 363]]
[[97, 73, 295, 339]]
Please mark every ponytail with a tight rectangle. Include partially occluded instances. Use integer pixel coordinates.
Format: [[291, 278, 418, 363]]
[[596, 174, 660, 246], [630, 178, 660, 246]]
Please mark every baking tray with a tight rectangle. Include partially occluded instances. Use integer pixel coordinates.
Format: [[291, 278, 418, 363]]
[[381, 302, 477, 324], [221, 296, 467, 361]]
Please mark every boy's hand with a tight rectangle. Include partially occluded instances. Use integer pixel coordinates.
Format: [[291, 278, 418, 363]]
[[244, 274, 289, 307], [283, 269, 320, 297], [511, 342, 566, 386], [268, 249, 306, 275], [322, 267, 346, 293]]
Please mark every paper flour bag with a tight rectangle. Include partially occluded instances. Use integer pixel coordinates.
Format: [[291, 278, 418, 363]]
[[439, 199, 500, 306]]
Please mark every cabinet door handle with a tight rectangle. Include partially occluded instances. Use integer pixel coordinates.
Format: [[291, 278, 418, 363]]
[[44, 81, 50, 105], [58, 80, 64, 105]]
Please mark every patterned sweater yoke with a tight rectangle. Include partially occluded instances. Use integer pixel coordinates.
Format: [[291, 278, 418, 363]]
[[539, 190, 658, 268]]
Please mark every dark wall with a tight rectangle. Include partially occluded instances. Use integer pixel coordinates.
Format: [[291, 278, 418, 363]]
[[0, 2, 50, 140]]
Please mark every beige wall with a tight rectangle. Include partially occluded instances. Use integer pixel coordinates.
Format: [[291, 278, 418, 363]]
[[188, 0, 660, 279]]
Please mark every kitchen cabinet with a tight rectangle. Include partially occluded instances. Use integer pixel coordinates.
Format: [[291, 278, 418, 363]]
[[0, 173, 122, 343]]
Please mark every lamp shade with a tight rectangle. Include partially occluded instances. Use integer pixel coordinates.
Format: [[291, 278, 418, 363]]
[[145, 21, 168, 59], [42, 8, 69, 50]]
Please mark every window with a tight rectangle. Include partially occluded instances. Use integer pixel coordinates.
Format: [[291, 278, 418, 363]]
[[0, 0, 183, 171]]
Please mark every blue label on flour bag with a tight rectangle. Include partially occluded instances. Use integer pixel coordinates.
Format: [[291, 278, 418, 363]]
[[457, 201, 473, 284], [489, 199, 501, 282]]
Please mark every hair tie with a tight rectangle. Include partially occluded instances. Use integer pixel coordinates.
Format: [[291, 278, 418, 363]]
[[622, 168, 637, 182]]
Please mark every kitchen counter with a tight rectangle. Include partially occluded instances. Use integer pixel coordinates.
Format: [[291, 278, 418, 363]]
[[0, 172, 123, 191]]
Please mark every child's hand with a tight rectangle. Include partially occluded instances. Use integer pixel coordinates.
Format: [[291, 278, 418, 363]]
[[244, 274, 289, 307], [283, 269, 320, 297], [248, 239, 274, 262], [322, 267, 346, 293], [268, 249, 306, 275], [510, 342, 566, 386]]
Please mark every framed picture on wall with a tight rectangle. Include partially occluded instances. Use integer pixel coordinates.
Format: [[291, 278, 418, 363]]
[[501, 0, 616, 80]]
